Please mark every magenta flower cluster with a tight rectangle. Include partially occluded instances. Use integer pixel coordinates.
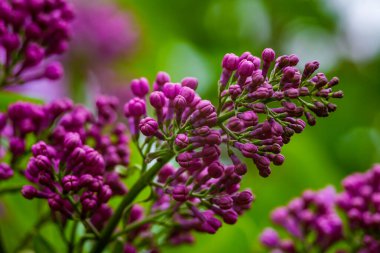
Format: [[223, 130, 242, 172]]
[[0, 0, 74, 87], [260, 164, 380, 253], [0, 96, 129, 228], [117, 48, 343, 252]]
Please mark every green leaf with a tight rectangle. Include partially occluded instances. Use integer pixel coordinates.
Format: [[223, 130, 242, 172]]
[[0, 91, 43, 111], [33, 234, 55, 253]]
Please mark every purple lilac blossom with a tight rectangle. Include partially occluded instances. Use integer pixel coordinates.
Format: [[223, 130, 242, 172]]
[[118, 48, 343, 251], [1, 96, 129, 202], [0, 0, 74, 87], [68, 0, 138, 65], [261, 164, 380, 252], [336, 164, 380, 252], [260, 186, 343, 252]]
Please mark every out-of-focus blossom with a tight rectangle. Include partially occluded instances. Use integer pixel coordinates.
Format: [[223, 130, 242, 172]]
[[68, 0, 138, 66], [0, 0, 74, 87], [261, 164, 380, 252]]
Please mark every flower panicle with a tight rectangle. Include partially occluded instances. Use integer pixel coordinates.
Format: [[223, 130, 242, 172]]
[[118, 48, 343, 251], [260, 164, 380, 252], [0, 0, 75, 87]]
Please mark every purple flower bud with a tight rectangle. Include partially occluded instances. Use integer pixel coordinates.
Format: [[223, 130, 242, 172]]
[[222, 53, 239, 71], [237, 111, 258, 126], [155, 71, 171, 87], [99, 185, 112, 203], [0, 163, 13, 180], [195, 100, 215, 116], [81, 192, 98, 212], [272, 154, 285, 166], [234, 190, 254, 206], [234, 163, 247, 176], [124, 244, 137, 253], [125, 98, 146, 117], [271, 207, 288, 224], [163, 83, 181, 100], [21, 185, 38, 199], [45, 62, 63, 80], [288, 54, 299, 66], [67, 147, 86, 169], [303, 61, 320, 79], [222, 210, 238, 224], [176, 152, 193, 168], [48, 195, 63, 212], [262, 48, 275, 62], [332, 91, 344, 98], [229, 85, 242, 100], [62, 175, 79, 192], [149, 91, 166, 109], [234, 142, 258, 158], [208, 161, 224, 178], [174, 95, 187, 111], [9, 137, 25, 156], [175, 134, 189, 149], [64, 132, 82, 151], [198, 211, 222, 234], [260, 228, 280, 247], [131, 78, 149, 98], [179, 87, 195, 104], [139, 117, 158, 137], [83, 148, 105, 175], [1, 33, 20, 51], [237, 59, 254, 77], [129, 205, 144, 222], [327, 77, 339, 88], [181, 77, 198, 90], [158, 164, 175, 183], [24, 43, 45, 67], [172, 185, 189, 202], [213, 196, 233, 210], [284, 88, 299, 98]]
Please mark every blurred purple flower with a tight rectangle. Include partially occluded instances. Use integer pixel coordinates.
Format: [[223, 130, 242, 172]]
[[68, 0, 138, 65]]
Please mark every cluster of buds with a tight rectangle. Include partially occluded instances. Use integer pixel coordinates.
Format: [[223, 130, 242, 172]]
[[218, 48, 343, 177], [22, 133, 113, 230], [0, 0, 75, 87], [0, 96, 129, 197], [336, 164, 380, 252], [260, 164, 380, 253], [119, 48, 342, 251], [260, 186, 343, 252]]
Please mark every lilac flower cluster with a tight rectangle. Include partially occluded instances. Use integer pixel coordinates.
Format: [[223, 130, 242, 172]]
[[117, 48, 342, 251], [336, 164, 380, 252], [22, 134, 114, 230], [218, 49, 343, 177], [260, 164, 380, 253], [260, 186, 343, 252], [0, 96, 129, 208], [0, 0, 74, 87]]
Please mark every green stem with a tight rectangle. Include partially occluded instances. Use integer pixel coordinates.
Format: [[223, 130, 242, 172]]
[[111, 210, 170, 240], [90, 152, 174, 253], [0, 186, 22, 196], [67, 221, 78, 253]]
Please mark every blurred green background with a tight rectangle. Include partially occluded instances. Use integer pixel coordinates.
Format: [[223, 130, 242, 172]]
[[2, 0, 380, 252]]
